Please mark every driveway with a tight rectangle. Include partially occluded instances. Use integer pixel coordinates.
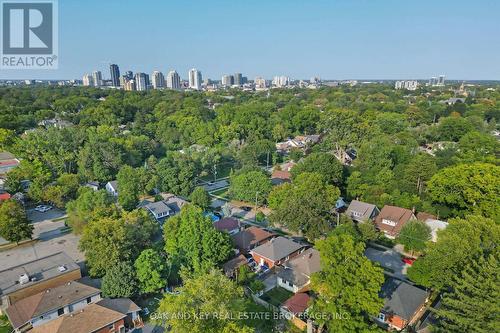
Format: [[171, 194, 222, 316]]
[[261, 272, 277, 292], [365, 247, 407, 279], [27, 207, 66, 223]]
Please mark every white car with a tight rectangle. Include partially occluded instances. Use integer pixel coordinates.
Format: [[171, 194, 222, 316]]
[[35, 205, 52, 212]]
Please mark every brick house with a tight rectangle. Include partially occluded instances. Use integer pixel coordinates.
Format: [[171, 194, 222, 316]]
[[250, 236, 305, 268]]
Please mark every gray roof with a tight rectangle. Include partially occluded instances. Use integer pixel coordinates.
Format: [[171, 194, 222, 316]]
[[0, 252, 80, 297], [277, 248, 321, 287], [144, 201, 173, 216], [5, 281, 100, 328], [380, 278, 429, 320], [251, 236, 305, 262], [96, 298, 141, 315], [107, 180, 118, 191], [345, 200, 378, 222], [164, 195, 188, 213]]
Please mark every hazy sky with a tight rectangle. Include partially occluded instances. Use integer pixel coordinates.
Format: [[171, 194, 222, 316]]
[[1, 0, 499, 80]]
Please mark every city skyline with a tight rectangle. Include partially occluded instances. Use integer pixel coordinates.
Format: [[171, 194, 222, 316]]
[[1, 0, 500, 80]]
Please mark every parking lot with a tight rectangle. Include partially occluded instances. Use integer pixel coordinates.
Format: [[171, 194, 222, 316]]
[[0, 207, 85, 270]]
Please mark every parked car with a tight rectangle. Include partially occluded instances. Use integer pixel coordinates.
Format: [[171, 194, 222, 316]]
[[402, 257, 416, 265], [35, 205, 52, 212], [241, 206, 252, 212]]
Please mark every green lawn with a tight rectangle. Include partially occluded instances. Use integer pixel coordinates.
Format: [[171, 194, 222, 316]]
[[261, 287, 293, 307], [210, 188, 230, 199], [200, 162, 234, 181], [0, 314, 12, 333]]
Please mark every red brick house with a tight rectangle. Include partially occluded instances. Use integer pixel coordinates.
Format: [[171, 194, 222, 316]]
[[250, 236, 305, 268], [374, 205, 416, 239]]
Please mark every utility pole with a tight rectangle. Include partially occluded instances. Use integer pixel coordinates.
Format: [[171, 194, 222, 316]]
[[266, 151, 270, 170], [213, 163, 217, 182], [254, 191, 259, 223]]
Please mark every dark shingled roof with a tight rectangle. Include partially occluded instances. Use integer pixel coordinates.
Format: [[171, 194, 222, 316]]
[[250, 236, 305, 262], [231, 226, 275, 251], [379, 278, 428, 321], [282, 293, 311, 315]]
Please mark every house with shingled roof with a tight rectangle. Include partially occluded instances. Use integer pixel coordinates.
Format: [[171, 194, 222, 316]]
[[374, 205, 416, 239], [250, 236, 305, 269]]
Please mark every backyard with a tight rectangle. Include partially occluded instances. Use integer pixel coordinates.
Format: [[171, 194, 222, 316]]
[[0, 314, 12, 333], [260, 287, 294, 307]]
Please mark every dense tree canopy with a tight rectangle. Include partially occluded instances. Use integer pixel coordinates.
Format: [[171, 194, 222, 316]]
[[0, 199, 33, 244], [269, 172, 339, 239], [311, 233, 385, 332]]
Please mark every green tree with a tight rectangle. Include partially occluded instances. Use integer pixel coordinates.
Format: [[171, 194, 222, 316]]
[[456, 131, 499, 164], [101, 262, 138, 298], [437, 116, 473, 141], [290, 152, 344, 186], [157, 154, 197, 197], [427, 163, 499, 218], [310, 233, 385, 332], [408, 215, 499, 290], [0, 200, 33, 244], [156, 269, 254, 333], [66, 188, 114, 234], [43, 173, 80, 208], [396, 220, 431, 255], [163, 205, 232, 273], [134, 248, 167, 293], [268, 172, 339, 240], [357, 221, 379, 243], [190, 186, 211, 210], [434, 252, 499, 333], [79, 210, 158, 277], [117, 165, 140, 211], [229, 170, 271, 205]]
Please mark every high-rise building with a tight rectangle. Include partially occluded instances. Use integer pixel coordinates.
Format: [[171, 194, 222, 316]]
[[272, 76, 290, 88], [125, 71, 133, 80], [124, 79, 136, 91], [82, 74, 94, 87], [152, 71, 165, 89], [395, 80, 418, 91], [188, 68, 202, 90], [92, 71, 102, 87], [166, 70, 181, 90], [234, 73, 243, 86], [438, 75, 445, 86], [135, 72, 148, 91], [109, 64, 120, 87], [221, 74, 234, 86], [255, 77, 267, 89]]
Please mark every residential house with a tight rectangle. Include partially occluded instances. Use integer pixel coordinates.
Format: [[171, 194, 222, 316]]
[[105, 181, 118, 197], [95, 298, 143, 331], [84, 181, 99, 191], [377, 278, 429, 331], [277, 248, 320, 293], [143, 194, 188, 223], [0, 192, 11, 201], [275, 135, 321, 153], [280, 293, 311, 331], [29, 301, 133, 333], [213, 217, 241, 235], [374, 205, 416, 239], [231, 226, 276, 254], [222, 255, 248, 279], [345, 200, 380, 223], [5, 281, 101, 332], [0, 252, 81, 311], [250, 236, 305, 269], [0, 152, 20, 176], [271, 170, 292, 186]]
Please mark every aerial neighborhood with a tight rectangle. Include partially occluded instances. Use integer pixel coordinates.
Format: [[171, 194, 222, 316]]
[[0, 71, 498, 333]]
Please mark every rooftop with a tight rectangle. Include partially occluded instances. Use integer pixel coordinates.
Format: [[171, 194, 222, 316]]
[[213, 217, 240, 232], [5, 281, 100, 329], [379, 278, 428, 321], [251, 236, 305, 262], [277, 248, 321, 287], [345, 200, 378, 221], [0, 252, 80, 297], [29, 302, 126, 333], [231, 226, 275, 251], [282, 293, 311, 315]]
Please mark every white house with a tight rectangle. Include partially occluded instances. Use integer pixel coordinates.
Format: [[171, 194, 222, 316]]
[[105, 180, 119, 197]]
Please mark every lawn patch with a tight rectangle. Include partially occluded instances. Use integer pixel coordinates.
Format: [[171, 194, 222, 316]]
[[261, 287, 293, 307]]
